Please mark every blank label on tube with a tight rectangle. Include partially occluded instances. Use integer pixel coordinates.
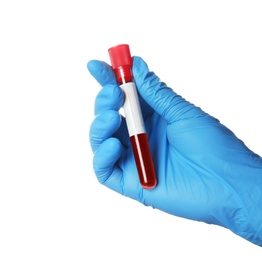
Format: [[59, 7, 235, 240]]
[[120, 82, 146, 137]]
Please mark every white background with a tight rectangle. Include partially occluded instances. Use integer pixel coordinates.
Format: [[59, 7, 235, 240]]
[[0, 0, 262, 259]]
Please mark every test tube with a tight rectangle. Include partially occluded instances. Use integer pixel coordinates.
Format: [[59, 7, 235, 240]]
[[108, 44, 157, 190]]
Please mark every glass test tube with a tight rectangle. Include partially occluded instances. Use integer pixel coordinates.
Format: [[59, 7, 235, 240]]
[[108, 44, 157, 190]]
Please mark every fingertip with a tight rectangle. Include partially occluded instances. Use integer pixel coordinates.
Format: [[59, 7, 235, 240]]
[[93, 137, 123, 184], [89, 110, 122, 152], [87, 59, 116, 86], [132, 56, 160, 92], [94, 84, 124, 115], [101, 136, 123, 155], [133, 56, 148, 65], [87, 59, 100, 74], [132, 56, 149, 77]]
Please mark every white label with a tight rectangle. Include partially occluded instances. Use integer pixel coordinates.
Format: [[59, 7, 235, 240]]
[[120, 82, 146, 136]]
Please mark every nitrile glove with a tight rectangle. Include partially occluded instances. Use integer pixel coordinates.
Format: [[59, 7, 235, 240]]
[[88, 56, 262, 246]]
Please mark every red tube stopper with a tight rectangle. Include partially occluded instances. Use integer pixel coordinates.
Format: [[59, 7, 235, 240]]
[[108, 44, 133, 83]]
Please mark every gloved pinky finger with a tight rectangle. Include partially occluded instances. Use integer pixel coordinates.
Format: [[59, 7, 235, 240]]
[[93, 137, 124, 194]]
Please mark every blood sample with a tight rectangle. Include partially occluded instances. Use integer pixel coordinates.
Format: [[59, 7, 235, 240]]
[[108, 44, 157, 189]]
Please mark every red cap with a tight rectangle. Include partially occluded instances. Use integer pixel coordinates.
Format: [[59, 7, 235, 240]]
[[108, 44, 133, 83]]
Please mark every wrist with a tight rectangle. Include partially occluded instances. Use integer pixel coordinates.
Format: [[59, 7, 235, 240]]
[[223, 155, 262, 246]]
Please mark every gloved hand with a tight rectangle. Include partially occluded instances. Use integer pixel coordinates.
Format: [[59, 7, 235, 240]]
[[88, 56, 262, 246]]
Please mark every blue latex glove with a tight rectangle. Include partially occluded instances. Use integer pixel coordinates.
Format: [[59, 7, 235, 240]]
[[88, 56, 262, 246]]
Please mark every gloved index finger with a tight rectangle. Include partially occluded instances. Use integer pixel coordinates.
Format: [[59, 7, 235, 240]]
[[87, 60, 117, 87], [133, 56, 205, 124]]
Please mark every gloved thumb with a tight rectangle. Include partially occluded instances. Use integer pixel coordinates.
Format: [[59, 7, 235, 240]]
[[132, 56, 205, 123]]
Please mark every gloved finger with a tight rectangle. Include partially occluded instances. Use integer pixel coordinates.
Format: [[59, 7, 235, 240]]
[[132, 56, 206, 123], [93, 83, 130, 146], [93, 137, 124, 194], [87, 60, 116, 86], [94, 83, 124, 116], [89, 110, 121, 153]]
